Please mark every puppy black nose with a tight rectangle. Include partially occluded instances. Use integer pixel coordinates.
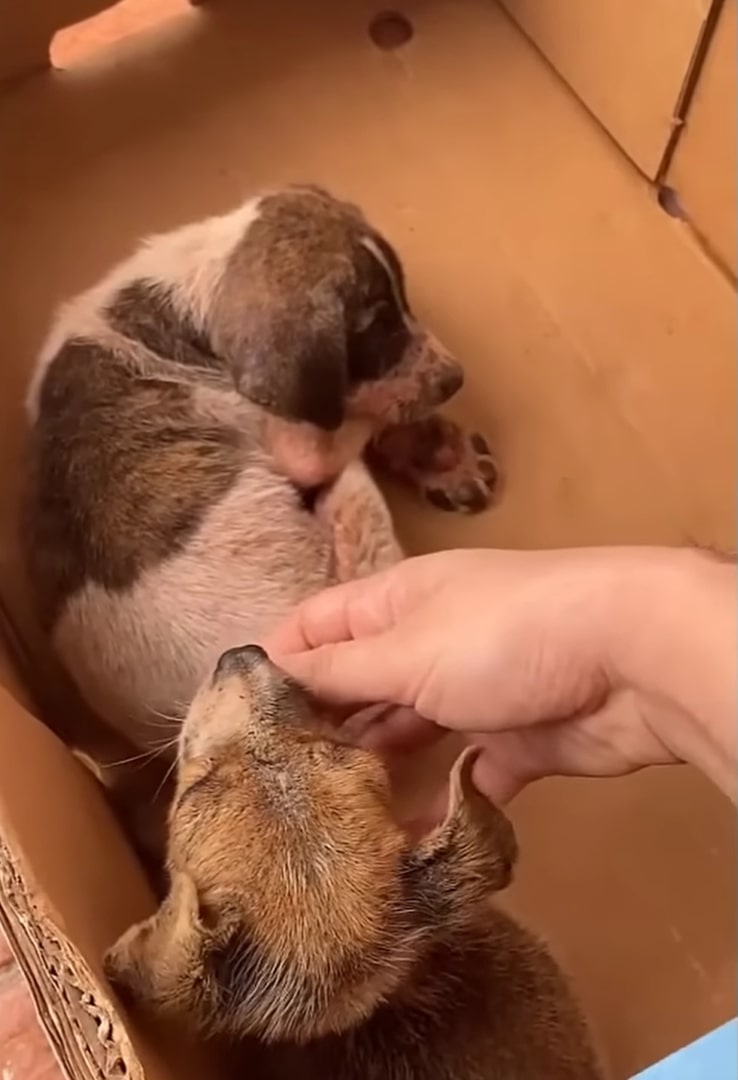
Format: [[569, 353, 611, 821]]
[[437, 367, 464, 401], [215, 644, 268, 678]]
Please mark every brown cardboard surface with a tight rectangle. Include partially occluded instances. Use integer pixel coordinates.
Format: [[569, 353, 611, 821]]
[[499, 0, 717, 178], [668, 0, 737, 278], [503, 769, 736, 1075], [0, 1, 735, 1078]]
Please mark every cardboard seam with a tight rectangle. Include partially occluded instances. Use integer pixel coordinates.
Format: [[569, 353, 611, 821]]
[[485, 214, 734, 548], [493, 2, 662, 179], [670, 216, 737, 286], [0, 837, 142, 1080], [655, 0, 727, 183], [497, 0, 726, 184]]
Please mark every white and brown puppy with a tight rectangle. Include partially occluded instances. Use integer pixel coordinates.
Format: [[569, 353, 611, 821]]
[[105, 646, 602, 1080], [24, 186, 496, 756]]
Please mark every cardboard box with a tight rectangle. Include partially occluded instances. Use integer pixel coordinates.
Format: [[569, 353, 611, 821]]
[[0, 2, 735, 1077], [498, 0, 723, 180]]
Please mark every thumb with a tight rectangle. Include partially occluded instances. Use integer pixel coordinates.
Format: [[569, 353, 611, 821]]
[[275, 632, 414, 710]]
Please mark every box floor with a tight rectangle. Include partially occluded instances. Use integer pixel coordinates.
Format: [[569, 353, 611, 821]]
[[0, 1, 735, 1078]]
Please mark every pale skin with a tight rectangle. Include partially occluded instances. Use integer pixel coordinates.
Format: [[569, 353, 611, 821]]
[[267, 547, 737, 807]]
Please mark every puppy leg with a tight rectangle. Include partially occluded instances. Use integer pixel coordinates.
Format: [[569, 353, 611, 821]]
[[369, 415, 499, 514], [316, 461, 403, 582]]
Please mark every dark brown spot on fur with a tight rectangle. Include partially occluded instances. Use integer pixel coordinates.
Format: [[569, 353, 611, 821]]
[[26, 339, 244, 627], [107, 279, 222, 373], [346, 244, 411, 385]]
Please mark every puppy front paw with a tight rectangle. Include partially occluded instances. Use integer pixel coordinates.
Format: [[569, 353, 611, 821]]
[[423, 428, 498, 514], [371, 417, 499, 515]]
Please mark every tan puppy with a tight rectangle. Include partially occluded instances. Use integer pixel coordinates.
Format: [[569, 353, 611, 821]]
[[106, 646, 603, 1079]]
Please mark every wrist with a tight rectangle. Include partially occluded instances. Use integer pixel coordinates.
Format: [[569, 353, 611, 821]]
[[603, 548, 736, 798]]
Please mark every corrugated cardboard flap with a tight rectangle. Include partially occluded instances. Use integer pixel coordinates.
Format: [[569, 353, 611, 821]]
[[0, 834, 143, 1080], [0, 680, 167, 1079]]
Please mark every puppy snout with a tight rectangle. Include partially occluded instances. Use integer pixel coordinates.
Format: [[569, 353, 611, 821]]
[[412, 332, 465, 406], [215, 644, 269, 679]]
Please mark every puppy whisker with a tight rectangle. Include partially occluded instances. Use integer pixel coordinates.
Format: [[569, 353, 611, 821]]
[[146, 705, 186, 725], [152, 754, 180, 804], [105, 735, 181, 772]]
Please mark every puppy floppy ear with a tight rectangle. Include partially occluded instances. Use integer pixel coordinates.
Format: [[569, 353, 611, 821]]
[[104, 871, 213, 1013], [404, 747, 518, 927], [348, 748, 516, 1011], [212, 282, 348, 431]]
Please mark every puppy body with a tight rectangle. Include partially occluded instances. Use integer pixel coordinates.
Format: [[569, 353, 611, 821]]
[[25, 187, 498, 752], [273, 921, 598, 1080], [46, 457, 391, 749], [106, 650, 603, 1080]]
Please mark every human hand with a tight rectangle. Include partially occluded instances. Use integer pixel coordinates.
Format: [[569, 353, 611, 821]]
[[267, 547, 733, 803]]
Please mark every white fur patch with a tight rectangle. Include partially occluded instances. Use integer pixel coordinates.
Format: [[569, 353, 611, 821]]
[[26, 197, 263, 420]]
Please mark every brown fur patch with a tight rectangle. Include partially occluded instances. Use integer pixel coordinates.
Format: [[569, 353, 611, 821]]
[[209, 186, 463, 430], [107, 279, 222, 372], [25, 339, 246, 627], [106, 650, 602, 1079]]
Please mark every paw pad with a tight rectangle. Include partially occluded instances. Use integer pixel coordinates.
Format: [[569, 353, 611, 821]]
[[422, 429, 499, 515]]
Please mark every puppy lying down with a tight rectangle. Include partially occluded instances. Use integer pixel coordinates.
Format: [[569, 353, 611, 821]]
[[24, 183, 497, 868], [24, 184, 497, 762], [106, 645, 602, 1079]]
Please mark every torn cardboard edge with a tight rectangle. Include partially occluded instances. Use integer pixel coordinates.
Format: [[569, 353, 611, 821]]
[[0, 834, 141, 1080]]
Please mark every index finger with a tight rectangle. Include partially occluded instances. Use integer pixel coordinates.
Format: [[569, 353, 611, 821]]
[[264, 566, 398, 657]]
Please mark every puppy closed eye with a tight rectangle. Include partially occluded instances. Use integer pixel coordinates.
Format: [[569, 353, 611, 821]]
[[174, 767, 221, 814], [349, 303, 409, 382]]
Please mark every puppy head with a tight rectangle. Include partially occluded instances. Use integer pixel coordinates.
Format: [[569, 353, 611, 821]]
[[209, 186, 463, 430], [105, 646, 517, 1044]]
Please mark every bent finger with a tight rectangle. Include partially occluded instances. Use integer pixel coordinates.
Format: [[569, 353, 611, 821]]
[[278, 633, 415, 709], [265, 568, 399, 656]]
